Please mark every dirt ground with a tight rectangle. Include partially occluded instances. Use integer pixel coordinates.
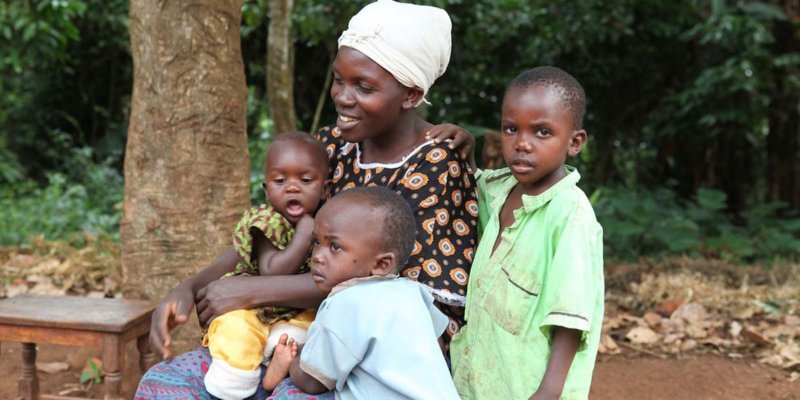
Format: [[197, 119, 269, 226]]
[[0, 342, 796, 399]]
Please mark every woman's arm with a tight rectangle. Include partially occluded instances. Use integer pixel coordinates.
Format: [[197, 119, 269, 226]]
[[149, 246, 240, 359], [195, 272, 327, 327], [426, 123, 477, 170], [529, 327, 581, 400]]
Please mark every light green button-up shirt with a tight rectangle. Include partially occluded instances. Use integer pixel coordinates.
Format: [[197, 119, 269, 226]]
[[451, 166, 604, 400]]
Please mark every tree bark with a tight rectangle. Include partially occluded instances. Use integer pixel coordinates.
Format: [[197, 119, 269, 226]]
[[123, 0, 250, 349], [267, 0, 297, 135]]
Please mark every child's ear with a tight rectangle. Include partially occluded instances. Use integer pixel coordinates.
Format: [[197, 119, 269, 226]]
[[370, 252, 397, 276], [401, 87, 424, 110], [568, 129, 587, 158]]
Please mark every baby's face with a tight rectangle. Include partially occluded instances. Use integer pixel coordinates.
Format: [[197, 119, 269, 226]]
[[263, 142, 328, 223], [500, 85, 582, 195], [309, 198, 386, 293]]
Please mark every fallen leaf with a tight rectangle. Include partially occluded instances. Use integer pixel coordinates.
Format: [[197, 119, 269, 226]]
[[599, 334, 620, 354], [656, 298, 684, 317], [742, 329, 772, 346], [685, 324, 708, 339], [36, 361, 70, 374], [29, 281, 66, 296], [643, 312, 662, 328], [6, 283, 28, 297], [626, 326, 660, 344], [729, 321, 743, 339], [680, 339, 698, 352], [671, 303, 709, 326]]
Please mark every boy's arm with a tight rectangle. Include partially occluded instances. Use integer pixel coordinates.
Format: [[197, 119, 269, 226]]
[[289, 349, 329, 394], [529, 327, 581, 400], [256, 214, 315, 276]]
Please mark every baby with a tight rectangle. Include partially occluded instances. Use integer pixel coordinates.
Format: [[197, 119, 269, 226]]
[[203, 132, 330, 399]]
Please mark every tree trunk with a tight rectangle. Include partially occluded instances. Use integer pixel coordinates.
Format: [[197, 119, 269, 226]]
[[123, 0, 250, 350], [267, 0, 296, 135]]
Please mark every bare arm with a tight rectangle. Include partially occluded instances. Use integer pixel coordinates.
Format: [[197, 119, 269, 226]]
[[256, 214, 315, 276], [289, 348, 329, 394], [426, 123, 477, 170], [529, 327, 581, 400], [195, 272, 326, 327], [149, 247, 240, 359]]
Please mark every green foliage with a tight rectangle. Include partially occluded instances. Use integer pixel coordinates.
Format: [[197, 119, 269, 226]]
[[79, 358, 103, 384], [1, 0, 797, 262], [0, 147, 121, 246], [1, 0, 130, 185], [593, 186, 800, 262]]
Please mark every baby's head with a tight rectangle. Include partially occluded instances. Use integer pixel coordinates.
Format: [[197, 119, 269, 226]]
[[309, 186, 416, 293], [501, 67, 588, 193], [263, 132, 330, 224]]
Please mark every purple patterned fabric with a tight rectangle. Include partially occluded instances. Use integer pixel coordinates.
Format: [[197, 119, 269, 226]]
[[135, 347, 333, 400]]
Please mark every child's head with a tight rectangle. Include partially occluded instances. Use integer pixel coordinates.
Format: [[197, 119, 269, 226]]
[[309, 186, 416, 293], [331, 0, 451, 142], [263, 132, 330, 223], [501, 66, 588, 194]]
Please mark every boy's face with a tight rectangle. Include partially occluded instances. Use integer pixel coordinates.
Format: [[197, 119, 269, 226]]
[[309, 197, 395, 293], [501, 85, 586, 195], [263, 141, 329, 224]]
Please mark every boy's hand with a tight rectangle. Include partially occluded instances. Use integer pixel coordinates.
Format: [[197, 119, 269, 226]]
[[426, 123, 476, 167], [149, 285, 195, 360]]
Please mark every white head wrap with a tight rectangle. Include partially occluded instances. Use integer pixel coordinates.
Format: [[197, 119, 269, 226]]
[[338, 0, 452, 107]]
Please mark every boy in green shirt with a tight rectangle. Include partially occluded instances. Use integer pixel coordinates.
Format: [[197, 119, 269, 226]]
[[450, 66, 604, 399]]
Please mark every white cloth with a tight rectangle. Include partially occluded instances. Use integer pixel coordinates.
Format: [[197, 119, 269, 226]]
[[204, 358, 261, 400], [299, 276, 459, 400], [338, 0, 452, 107]]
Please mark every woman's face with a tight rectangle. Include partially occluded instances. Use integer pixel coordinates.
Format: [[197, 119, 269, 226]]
[[330, 47, 411, 143]]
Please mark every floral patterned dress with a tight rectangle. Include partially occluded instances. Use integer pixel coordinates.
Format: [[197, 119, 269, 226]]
[[316, 125, 478, 338]]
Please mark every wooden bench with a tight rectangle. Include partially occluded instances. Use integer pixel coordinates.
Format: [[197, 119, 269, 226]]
[[0, 295, 157, 400]]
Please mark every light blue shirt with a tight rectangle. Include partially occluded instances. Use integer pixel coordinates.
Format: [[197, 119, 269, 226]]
[[299, 276, 460, 400]]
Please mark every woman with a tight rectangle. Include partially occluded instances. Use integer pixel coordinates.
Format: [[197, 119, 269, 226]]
[[136, 1, 475, 398]]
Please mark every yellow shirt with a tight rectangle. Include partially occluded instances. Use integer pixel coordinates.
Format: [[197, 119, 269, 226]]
[[451, 166, 604, 400]]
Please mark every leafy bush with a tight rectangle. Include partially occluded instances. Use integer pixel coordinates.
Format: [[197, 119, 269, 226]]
[[0, 147, 121, 245], [593, 186, 800, 262]]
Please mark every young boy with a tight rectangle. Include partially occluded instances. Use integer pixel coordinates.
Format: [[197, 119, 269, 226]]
[[277, 186, 460, 400], [450, 67, 604, 400], [203, 132, 330, 399]]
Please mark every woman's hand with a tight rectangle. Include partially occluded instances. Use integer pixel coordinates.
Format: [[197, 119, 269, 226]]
[[195, 275, 254, 327], [426, 123, 476, 169], [149, 284, 196, 360]]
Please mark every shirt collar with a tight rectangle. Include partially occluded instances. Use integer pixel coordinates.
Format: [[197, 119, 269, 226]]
[[328, 274, 400, 297], [488, 165, 581, 214]]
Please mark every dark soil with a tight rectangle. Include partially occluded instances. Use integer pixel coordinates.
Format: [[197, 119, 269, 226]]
[[1, 343, 797, 399]]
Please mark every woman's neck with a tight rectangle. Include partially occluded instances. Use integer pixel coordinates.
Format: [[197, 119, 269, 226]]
[[360, 114, 432, 164]]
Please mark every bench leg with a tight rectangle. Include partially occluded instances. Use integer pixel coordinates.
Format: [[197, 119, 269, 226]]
[[102, 335, 123, 400], [137, 334, 157, 373], [19, 342, 39, 400]]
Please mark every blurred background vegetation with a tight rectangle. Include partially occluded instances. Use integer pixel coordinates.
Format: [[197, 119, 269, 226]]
[[1, 0, 798, 262]]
